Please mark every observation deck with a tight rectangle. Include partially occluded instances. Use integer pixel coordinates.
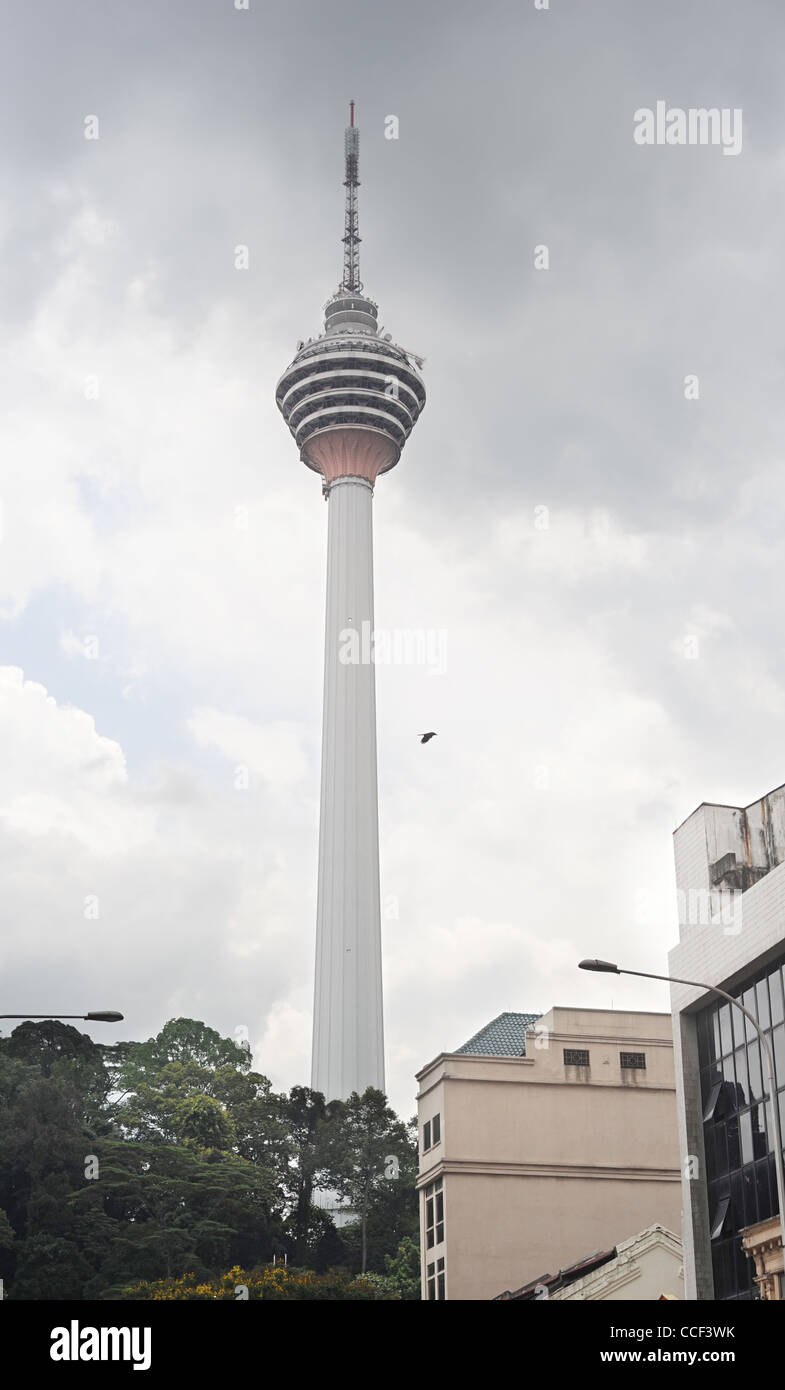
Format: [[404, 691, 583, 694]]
[[275, 293, 426, 481]]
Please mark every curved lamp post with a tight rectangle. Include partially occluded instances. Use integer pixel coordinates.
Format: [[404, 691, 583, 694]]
[[0, 1012, 123, 1022], [578, 958, 785, 1261]]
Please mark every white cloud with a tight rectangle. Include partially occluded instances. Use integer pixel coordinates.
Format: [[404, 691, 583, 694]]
[[254, 1000, 312, 1095], [0, 667, 316, 1086], [187, 709, 311, 791]]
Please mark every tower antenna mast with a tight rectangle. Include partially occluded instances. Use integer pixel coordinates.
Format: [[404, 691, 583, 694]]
[[342, 100, 362, 293]]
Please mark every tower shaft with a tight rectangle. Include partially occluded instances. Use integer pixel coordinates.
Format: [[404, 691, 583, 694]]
[[312, 475, 384, 1098], [275, 104, 425, 1104]]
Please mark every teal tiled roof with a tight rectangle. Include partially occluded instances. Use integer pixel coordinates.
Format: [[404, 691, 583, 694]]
[[455, 1011, 541, 1057]]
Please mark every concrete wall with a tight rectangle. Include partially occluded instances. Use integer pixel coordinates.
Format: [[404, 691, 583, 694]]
[[673, 788, 785, 907], [444, 1173, 680, 1301]]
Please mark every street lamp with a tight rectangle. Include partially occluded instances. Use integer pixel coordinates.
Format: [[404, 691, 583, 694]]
[[578, 958, 785, 1260], [0, 1012, 124, 1022]]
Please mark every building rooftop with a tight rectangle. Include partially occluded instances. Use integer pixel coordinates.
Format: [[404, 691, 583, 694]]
[[493, 1225, 681, 1301], [494, 1247, 616, 1301], [673, 778, 785, 834], [455, 1011, 541, 1057], [673, 779, 785, 898]]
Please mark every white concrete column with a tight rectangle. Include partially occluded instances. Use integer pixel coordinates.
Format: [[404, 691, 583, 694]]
[[311, 474, 385, 1100]]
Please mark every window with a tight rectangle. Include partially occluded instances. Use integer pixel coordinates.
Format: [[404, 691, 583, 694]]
[[697, 950, 785, 1298], [425, 1177, 444, 1249], [426, 1257, 446, 1301], [563, 1048, 590, 1066], [423, 1113, 440, 1150], [620, 1051, 646, 1069]]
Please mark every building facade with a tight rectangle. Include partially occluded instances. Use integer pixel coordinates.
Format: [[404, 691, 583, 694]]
[[741, 1215, 784, 1300], [416, 1007, 682, 1300], [669, 784, 785, 1300], [276, 105, 425, 1101]]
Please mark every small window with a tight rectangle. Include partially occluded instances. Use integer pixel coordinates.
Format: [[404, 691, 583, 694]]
[[710, 1195, 730, 1241], [423, 1120, 431, 1152], [437, 1257, 445, 1300], [564, 1049, 590, 1066], [620, 1051, 646, 1069], [432, 1112, 441, 1144]]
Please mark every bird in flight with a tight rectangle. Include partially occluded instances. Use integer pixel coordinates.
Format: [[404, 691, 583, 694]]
[[420, 732, 437, 744]]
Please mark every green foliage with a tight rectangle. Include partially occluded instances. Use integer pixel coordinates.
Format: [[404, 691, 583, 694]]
[[173, 1094, 236, 1150], [351, 1271, 402, 1299], [114, 1263, 387, 1300], [69, 1137, 280, 1296], [276, 1086, 332, 1264], [321, 1089, 419, 1273], [383, 1235, 422, 1300], [3, 1019, 103, 1075], [118, 1018, 252, 1087], [0, 1018, 421, 1300]]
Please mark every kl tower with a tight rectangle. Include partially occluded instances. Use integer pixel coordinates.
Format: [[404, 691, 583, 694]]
[[276, 103, 426, 1101]]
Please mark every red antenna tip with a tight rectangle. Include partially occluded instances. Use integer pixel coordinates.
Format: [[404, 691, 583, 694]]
[[350, 100, 355, 127]]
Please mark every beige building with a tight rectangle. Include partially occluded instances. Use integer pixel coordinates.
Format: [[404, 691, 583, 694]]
[[416, 1006, 682, 1300]]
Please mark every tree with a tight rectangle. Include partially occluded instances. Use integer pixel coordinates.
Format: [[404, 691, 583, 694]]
[[0, 1019, 282, 1298], [2, 1020, 103, 1074], [0, 1017, 418, 1298], [322, 1089, 417, 1273], [113, 1021, 283, 1172], [1, 1021, 112, 1139], [69, 1138, 280, 1294], [383, 1235, 421, 1300], [276, 1087, 333, 1264], [117, 1018, 252, 1087], [0, 1045, 110, 1298]]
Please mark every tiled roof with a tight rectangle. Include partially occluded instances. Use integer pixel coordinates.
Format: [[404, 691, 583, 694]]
[[492, 1227, 680, 1301], [494, 1247, 616, 1301], [455, 1011, 541, 1057]]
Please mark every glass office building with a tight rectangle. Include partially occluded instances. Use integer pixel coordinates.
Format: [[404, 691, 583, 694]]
[[697, 951, 785, 1300]]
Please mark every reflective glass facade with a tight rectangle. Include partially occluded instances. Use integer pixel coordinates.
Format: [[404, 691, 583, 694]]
[[697, 950, 785, 1299]]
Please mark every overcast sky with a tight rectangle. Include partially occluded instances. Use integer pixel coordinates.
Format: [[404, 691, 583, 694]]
[[2, 0, 784, 1116]]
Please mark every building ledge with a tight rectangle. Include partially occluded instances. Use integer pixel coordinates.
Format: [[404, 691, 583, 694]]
[[415, 1158, 681, 1188]]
